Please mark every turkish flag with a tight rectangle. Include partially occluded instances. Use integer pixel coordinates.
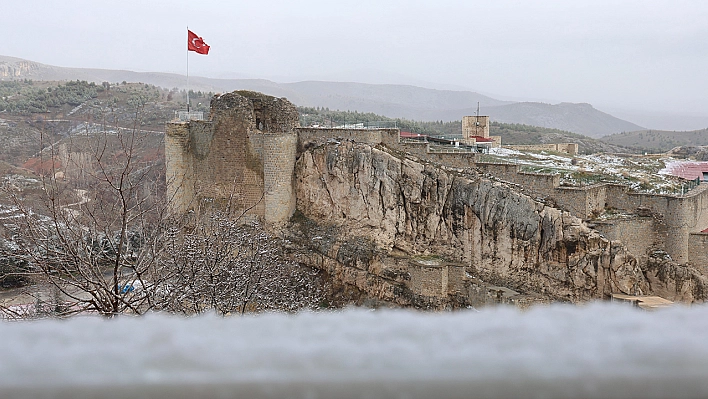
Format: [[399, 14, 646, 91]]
[[188, 30, 210, 55]]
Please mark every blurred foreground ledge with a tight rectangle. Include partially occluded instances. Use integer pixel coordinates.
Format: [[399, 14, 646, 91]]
[[1, 303, 707, 399]]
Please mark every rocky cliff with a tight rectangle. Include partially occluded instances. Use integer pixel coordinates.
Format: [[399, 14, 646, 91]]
[[290, 141, 705, 306], [0, 58, 41, 78]]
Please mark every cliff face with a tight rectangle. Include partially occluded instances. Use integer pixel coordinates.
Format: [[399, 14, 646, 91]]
[[293, 141, 656, 303], [0, 60, 40, 78]]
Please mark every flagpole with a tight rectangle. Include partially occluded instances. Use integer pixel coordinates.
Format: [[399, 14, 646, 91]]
[[186, 26, 190, 112]]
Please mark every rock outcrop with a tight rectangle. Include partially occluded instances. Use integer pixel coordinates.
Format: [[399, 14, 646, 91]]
[[292, 141, 656, 305]]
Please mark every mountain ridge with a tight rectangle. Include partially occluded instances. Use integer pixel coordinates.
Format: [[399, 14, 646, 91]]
[[1, 55, 643, 137]]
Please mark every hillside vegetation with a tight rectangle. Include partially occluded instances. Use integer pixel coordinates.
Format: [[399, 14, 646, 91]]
[[601, 129, 708, 153], [0, 80, 213, 168], [298, 107, 631, 154], [0, 80, 99, 113]]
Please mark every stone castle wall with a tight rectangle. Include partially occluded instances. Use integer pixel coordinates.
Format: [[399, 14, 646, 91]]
[[553, 184, 607, 218], [198, 94, 266, 218], [602, 185, 708, 263], [409, 262, 448, 298], [592, 218, 663, 259], [425, 152, 478, 169], [297, 127, 399, 152], [165, 122, 196, 215], [397, 142, 434, 159], [407, 149, 708, 265], [263, 133, 298, 225], [165, 89, 708, 300], [165, 92, 299, 224], [689, 233, 708, 273]]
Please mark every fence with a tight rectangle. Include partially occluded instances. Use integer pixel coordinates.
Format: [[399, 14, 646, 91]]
[[428, 144, 478, 154], [299, 116, 397, 129], [174, 111, 204, 122]]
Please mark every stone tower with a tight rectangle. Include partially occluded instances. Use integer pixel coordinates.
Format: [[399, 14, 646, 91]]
[[165, 91, 299, 225], [461, 115, 490, 143]]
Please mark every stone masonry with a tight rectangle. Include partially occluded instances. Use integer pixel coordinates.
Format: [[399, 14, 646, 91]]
[[166, 91, 299, 225], [462, 115, 489, 141], [165, 90, 708, 306]]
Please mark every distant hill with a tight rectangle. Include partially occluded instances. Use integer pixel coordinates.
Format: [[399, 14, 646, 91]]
[[601, 128, 708, 153], [425, 102, 644, 138], [490, 122, 633, 154], [484, 102, 644, 139], [281, 81, 510, 117], [1, 55, 644, 137]]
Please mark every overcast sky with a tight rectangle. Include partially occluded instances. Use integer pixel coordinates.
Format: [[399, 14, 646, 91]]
[[3, 0, 707, 122]]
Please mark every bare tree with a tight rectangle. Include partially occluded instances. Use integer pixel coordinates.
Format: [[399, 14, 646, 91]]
[[1, 96, 326, 318], [157, 214, 326, 316], [1, 98, 171, 317]]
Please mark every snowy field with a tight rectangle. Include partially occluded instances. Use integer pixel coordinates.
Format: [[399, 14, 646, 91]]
[[1, 303, 708, 399]]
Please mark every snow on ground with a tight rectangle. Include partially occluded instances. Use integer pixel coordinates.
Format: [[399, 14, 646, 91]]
[[484, 149, 690, 195], [488, 147, 522, 157], [660, 160, 681, 176], [1, 303, 708, 398]]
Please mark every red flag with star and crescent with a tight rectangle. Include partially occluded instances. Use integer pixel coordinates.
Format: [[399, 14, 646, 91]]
[[188, 30, 210, 55]]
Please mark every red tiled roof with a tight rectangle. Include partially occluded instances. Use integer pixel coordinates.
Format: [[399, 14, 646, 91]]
[[469, 135, 494, 143], [663, 162, 708, 180]]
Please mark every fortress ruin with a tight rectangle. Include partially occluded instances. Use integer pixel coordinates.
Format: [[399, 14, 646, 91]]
[[166, 91, 708, 306]]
